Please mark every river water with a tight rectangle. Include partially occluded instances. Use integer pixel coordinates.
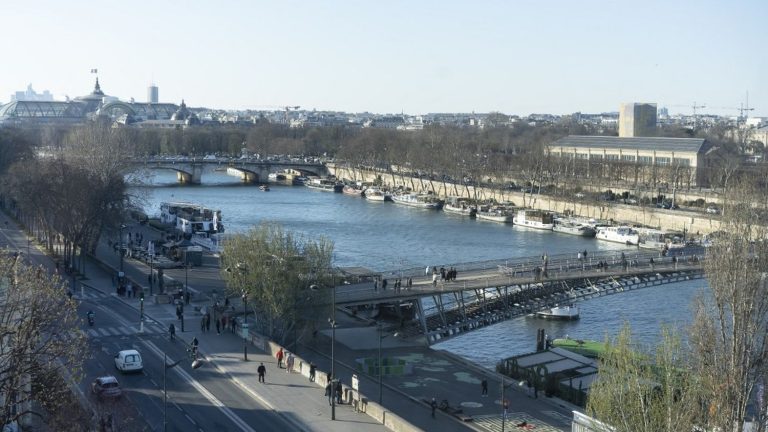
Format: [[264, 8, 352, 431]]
[[131, 171, 707, 369]]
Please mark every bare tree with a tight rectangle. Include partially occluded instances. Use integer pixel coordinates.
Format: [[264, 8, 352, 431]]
[[0, 252, 87, 427]]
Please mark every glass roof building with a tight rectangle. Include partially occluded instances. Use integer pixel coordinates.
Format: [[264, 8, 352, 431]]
[[0, 78, 183, 127]]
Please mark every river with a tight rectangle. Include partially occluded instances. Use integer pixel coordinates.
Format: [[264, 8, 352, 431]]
[[131, 171, 707, 369]]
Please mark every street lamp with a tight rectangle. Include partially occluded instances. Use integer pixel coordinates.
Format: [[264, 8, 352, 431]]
[[242, 291, 248, 361], [163, 354, 181, 432], [119, 224, 127, 273], [311, 269, 337, 420], [163, 353, 202, 432], [377, 324, 399, 405]]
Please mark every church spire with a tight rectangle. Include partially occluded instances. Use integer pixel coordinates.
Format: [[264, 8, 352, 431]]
[[93, 77, 104, 96]]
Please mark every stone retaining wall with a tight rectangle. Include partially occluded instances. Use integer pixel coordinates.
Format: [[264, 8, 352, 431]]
[[329, 165, 723, 236]]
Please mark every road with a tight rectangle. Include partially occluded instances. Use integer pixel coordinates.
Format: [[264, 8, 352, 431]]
[[1, 217, 294, 432]]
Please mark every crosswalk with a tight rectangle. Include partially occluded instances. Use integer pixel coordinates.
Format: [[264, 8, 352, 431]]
[[472, 412, 566, 432], [86, 324, 166, 338]]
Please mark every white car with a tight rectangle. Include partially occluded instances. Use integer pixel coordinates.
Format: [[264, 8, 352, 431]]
[[706, 206, 720, 214], [115, 349, 143, 373]]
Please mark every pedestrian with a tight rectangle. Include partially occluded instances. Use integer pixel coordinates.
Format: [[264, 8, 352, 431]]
[[126, 282, 133, 298], [257, 362, 266, 383], [169, 323, 176, 340], [583, 249, 588, 260], [374, 279, 378, 292], [407, 277, 412, 289], [382, 278, 388, 290], [432, 273, 438, 287], [430, 397, 437, 418], [650, 257, 655, 270], [481, 378, 488, 397], [425, 266, 430, 276], [205, 314, 211, 332], [309, 363, 316, 382], [577, 251, 582, 261], [215, 317, 221, 335], [276, 348, 284, 368], [503, 398, 509, 419], [326, 381, 334, 405], [335, 380, 343, 404], [185, 291, 191, 305], [286, 352, 295, 373]]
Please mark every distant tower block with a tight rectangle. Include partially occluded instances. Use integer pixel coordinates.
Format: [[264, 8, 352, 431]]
[[147, 84, 159, 103], [619, 102, 657, 137]]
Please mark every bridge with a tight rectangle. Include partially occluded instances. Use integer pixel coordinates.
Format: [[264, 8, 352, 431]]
[[132, 157, 328, 184], [332, 247, 706, 345]]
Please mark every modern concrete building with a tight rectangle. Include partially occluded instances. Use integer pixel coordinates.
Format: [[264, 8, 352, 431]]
[[147, 84, 159, 104], [619, 102, 657, 137]]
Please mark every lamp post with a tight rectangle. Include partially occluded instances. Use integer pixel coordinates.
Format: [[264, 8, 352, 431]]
[[184, 261, 189, 305], [119, 224, 126, 273], [242, 291, 248, 361], [331, 273, 336, 420], [163, 354, 182, 432]]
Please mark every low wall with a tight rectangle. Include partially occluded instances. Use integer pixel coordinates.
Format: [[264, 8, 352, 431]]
[[329, 165, 723, 236]]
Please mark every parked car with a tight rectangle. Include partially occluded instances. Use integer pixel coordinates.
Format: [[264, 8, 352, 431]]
[[92, 376, 122, 399], [115, 349, 143, 373], [706, 206, 720, 214]]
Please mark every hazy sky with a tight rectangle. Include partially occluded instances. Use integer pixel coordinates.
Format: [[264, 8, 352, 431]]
[[1, 0, 765, 116]]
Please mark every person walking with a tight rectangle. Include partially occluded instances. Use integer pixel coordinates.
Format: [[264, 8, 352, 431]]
[[481, 378, 488, 397], [425, 266, 430, 276], [503, 398, 509, 419], [335, 380, 343, 404], [169, 323, 176, 341], [276, 348, 284, 368], [430, 398, 437, 418], [257, 362, 266, 383], [286, 352, 295, 373], [215, 317, 221, 335], [325, 381, 334, 405], [309, 363, 316, 382], [205, 314, 211, 332]]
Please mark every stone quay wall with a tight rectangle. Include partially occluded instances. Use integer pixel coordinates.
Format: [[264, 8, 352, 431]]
[[328, 164, 724, 236]]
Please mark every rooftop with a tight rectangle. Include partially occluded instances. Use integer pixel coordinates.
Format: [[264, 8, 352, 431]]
[[551, 135, 708, 153]]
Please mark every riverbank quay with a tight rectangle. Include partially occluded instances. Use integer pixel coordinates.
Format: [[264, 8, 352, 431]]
[[83, 220, 577, 431], [328, 164, 724, 236]]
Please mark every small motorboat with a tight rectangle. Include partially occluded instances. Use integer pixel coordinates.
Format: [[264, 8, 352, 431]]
[[536, 304, 579, 320], [259, 184, 270, 191]]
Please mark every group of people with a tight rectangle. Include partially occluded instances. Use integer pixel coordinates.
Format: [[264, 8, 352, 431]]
[[428, 266, 459, 287], [200, 312, 238, 335], [373, 277, 413, 293]]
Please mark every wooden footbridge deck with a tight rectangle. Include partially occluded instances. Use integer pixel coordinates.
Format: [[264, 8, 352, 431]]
[[332, 246, 706, 345]]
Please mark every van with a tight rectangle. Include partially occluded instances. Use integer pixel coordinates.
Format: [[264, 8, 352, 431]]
[[115, 349, 143, 373]]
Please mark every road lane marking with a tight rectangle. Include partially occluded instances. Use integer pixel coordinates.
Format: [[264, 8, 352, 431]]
[[142, 340, 257, 432]]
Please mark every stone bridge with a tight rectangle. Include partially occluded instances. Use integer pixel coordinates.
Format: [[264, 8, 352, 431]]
[[132, 157, 328, 184]]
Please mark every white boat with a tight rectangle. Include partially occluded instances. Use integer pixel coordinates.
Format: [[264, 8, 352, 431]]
[[363, 187, 391, 201], [342, 184, 365, 196], [443, 198, 477, 217], [259, 184, 270, 191], [596, 226, 640, 245], [305, 178, 344, 192], [476, 205, 514, 223], [637, 228, 685, 250], [391, 192, 444, 209], [553, 219, 596, 237], [513, 209, 554, 230], [160, 202, 224, 234], [536, 304, 580, 320]]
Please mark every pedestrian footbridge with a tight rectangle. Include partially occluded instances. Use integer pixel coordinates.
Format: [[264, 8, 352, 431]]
[[331, 247, 706, 345]]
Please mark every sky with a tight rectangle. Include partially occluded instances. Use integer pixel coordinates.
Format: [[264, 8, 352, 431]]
[[1, 0, 766, 116]]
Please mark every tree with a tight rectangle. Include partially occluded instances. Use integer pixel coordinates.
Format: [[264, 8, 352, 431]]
[[220, 223, 334, 345], [689, 178, 768, 432], [586, 324, 703, 432], [0, 252, 87, 427]]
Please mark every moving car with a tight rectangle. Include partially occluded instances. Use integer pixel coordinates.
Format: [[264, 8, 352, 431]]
[[115, 349, 143, 373], [91, 376, 122, 399]]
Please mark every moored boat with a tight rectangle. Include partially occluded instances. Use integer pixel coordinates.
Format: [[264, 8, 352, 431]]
[[305, 177, 344, 193], [342, 184, 365, 196], [637, 228, 685, 250], [391, 192, 444, 209], [513, 209, 554, 230], [363, 187, 391, 201], [553, 218, 596, 237], [595, 226, 640, 245], [536, 304, 579, 320], [259, 184, 270, 191], [476, 204, 514, 223], [160, 202, 224, 234], [443, 197, 477, 217]]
